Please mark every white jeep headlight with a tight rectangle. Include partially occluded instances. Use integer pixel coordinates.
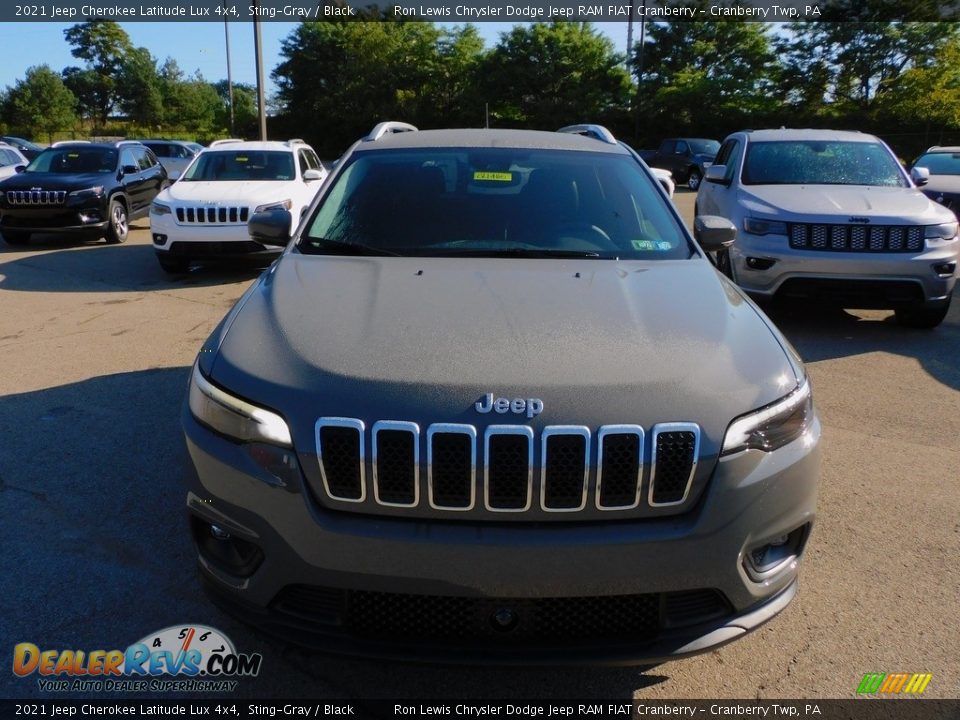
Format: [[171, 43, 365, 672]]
[[151, 201, 172, 216], [721, 379, 813, 455], [188, 364, 292, 447], [924, 221, 958, 241]]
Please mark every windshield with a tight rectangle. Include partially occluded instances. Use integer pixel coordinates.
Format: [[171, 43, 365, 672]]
[[182, 150, 294, 181], [914, 152, 960, 176], [26, 147, 117, 174], [299, 148, 693, 260], [742, 140, 908, 187], [689, 139, 720, 156]]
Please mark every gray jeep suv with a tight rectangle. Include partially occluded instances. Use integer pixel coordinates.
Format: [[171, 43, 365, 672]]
[[182, 123, 821, 663]]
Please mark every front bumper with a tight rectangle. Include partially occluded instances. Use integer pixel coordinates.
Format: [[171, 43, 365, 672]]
[[151, 213, 278, 259], [1, 205, 108, 234], [730, 235, 958, 305], [182, 408, 820, 664]]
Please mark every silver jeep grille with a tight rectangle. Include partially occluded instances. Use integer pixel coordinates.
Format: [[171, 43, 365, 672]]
[[789, 223, 923, 253], [175, 206, 249, 224], [6, 190, 67, 206], [313, 418, 701, 517]]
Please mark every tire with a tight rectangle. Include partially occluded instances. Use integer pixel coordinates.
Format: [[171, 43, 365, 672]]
[[1, 231, 30, 246], [157, 254, 190, 274], [687, 168, 702, 191], [104, 198, 129, 244], [894, 300, 951, 329]]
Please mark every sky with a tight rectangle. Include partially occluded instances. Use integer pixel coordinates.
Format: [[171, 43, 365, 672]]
[[0, 21, 633, 98]]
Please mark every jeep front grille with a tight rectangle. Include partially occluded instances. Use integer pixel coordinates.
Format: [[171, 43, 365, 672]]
[[314, 418, 702, 516], [175, 206, 249, 224], [6, 190, 67, 206], [788, 223, 923, 253]]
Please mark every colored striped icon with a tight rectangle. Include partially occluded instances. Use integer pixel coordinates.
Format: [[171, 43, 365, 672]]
[[857, 672, 932, 695]]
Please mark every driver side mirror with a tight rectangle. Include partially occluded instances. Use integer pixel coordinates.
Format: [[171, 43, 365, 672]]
[[303, 168, 324, 181], [694, 215, 737, 252], [248, 207, 293, 247], [14, 165, 26, 173], [121, 164, 139, 176], [910, 166, 930, 187], [704, 165, 729, 186]]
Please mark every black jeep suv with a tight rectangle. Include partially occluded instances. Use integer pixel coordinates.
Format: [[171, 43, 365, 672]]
[[0, 140, 166, 246]]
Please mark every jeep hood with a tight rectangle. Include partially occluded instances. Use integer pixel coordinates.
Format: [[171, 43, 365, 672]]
[[165, 180, 290, 205], [207, 256, 800, 451], [740, 185, 953, 224]]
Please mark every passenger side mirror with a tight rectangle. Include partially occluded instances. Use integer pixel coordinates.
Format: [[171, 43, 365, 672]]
[[121, 164, 139, 176], [694, 215, 737, 252], [249, 207, 293, 247], [911, 166, 930, 187], [303, 168, 324, 181], [704, 165, 729, 186], [14, 165, 26, 173]]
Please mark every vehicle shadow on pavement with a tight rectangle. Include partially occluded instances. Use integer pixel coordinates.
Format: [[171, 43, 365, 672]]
[[0, 228, 272, 293], [762, 298, 960, 393], [0, 367, 669, 701]]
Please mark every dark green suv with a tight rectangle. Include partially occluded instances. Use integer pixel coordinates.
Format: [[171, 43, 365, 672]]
[[0, 140, 167, 246]]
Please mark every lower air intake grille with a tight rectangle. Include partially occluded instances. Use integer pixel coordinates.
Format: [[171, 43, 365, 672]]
[[271, 585, 732, 643]]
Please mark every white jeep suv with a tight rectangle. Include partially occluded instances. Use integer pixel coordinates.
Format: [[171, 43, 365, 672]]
[[150, 138, 326, 273], [696, 129, 958, 328]]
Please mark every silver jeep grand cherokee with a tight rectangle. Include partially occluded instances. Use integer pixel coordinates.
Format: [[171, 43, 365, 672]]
[[697, 128, 959, 328], [182, 123, 821, 664]]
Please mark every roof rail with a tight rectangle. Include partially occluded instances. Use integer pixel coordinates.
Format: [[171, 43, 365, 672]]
[[115, 140, 145, 147], [209, 138, 245, 147], [51, 140, 91, 147], [286, 138, 306, 145], [557, 124, 618, 145], [364, 122, 418, 142]]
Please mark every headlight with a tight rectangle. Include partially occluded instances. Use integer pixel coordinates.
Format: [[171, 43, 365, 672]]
[[254, 199, 292, 214], [151, 201, 172, 216], [743, 217, 788, 236], [188, 364, 292, 447], [69, 186, 104, 199], [721, 379, 812, 455], [924, 221, 958, 240]]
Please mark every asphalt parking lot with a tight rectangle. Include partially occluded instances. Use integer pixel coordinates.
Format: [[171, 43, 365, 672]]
[[1, 190, 958, 701]]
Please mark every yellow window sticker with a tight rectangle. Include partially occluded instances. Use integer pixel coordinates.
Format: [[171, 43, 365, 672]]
[[473, 171, 512, 182], [234, 156, 248, 163], [68, 153, 80, 158]]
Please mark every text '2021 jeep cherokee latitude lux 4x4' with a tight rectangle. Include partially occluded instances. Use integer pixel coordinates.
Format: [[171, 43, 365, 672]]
[[183, 123, 821, 663], [0, 140, 166, 246]]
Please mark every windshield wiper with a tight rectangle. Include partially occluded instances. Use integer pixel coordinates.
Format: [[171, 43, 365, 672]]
[[302, 237, 400, 257], [423, 248, 603, 259]]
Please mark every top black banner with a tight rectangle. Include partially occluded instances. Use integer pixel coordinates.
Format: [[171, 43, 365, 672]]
[[2, 0, 959, 22]]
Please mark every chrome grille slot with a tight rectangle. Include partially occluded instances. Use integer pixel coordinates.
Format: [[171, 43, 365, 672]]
[[427, 424, 476, 510], [788, 223, 924, 253], [372, 421, 419, 507], [541, 426, 589, 511], [7, 190, 67, 205], [484, 426, 533, 512], [649, 423, 699, 507], [316, 418, 365, 502], [596, 426, 644, 510]]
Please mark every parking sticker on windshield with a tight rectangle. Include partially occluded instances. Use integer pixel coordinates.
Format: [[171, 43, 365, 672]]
[[632, 239, 673, 251], [473, 171, 513, 182]]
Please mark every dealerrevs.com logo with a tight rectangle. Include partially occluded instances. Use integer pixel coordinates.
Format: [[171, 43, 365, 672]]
[[12, 625, 262, 693]]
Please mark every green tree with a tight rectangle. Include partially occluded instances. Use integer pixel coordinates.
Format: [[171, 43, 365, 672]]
[[273, 20, 447, 155], [213, 80, 258, 138], [780, 13, 957, 119], [116, 47, 163, 127], [480, 22, 631, 129], [63, 20, 133, 125], [423, 25, 486, 127], [636, 12, 778, 135], [61, 66, 101, 125], [5, 65, 77, 141]]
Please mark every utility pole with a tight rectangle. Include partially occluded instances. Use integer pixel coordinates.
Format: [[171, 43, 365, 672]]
[[634, 0, 647, 139], [224, 14, 235, 135], [252, 0, 268, 141]]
